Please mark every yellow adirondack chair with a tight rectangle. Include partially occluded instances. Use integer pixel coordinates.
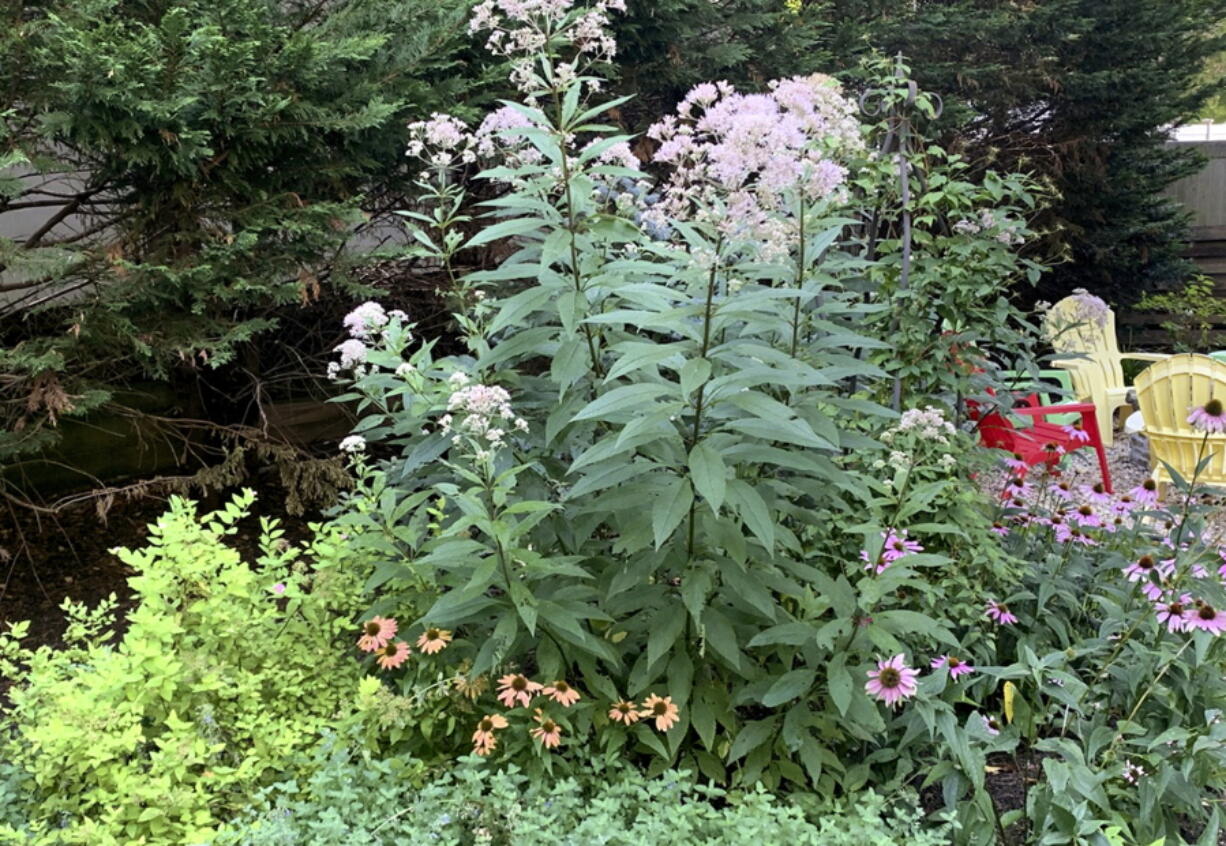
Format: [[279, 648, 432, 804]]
[[1135, 354, 1226, 487], [1042, 294, 1167, 446]]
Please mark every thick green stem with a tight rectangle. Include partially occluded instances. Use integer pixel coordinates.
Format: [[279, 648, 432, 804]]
[[686, 244, 723, 557]]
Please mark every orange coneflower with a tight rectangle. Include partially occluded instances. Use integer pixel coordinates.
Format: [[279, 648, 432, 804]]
[[375, 640, 410, 670], [357, 616, 398, 652], [530, 709, 562, 749], [472, 714, 509, 756], [417, 627, 453, 655], [639, 694, 680, 731], [542, 680, 581, 707], [608, 700, 640, 725], [496, 673, 542, 708]]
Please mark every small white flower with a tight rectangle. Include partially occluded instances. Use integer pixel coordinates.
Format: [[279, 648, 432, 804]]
[[339, 435, 366, 454]]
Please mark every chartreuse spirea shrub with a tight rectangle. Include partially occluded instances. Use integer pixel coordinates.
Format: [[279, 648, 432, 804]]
[[0, 492, 370, 845], [215, 730, 949, 845], [323, 0, 1039, 834]]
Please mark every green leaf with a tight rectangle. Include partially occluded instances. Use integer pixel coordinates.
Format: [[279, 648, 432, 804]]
[[762, 669, 816, 707], [572, 384, 672, 422], [827, 655, 853, 715], [648, 606, 688, 667], [652, 477, 693, 549], [747, 621, 816, 648], [679, 358, 711, 398], [728, 718, 777, 763], [688, 441, 726, 513], [463, 216, 545, 249]]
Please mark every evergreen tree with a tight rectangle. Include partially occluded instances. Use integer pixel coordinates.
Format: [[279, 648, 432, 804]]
[[827, 0, 1226, 304], [0, 0, 479, 464]]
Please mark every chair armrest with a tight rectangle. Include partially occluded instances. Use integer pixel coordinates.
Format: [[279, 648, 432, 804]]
[[1119, 352, 1167, 362], [1012, 402, 1096, 417]]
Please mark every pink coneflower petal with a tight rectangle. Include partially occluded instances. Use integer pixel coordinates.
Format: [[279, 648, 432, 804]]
[[1062, 423, 1091, 443], [542, 680, 581, 707], [1190, 603, 1226, 635], [1155, 593, 1193, 633], [930, 655, 975, 679], [608, 700, 641, 725], [357, 616, 398, 652], [416, 627, 453, 655], [375, 640, 410, 670], [1080, 482, 1111, 504], [1187, 399, 1226, 433], [985, 601, 1018, 625], [865, 654, 919, 708], [496, 673, 542, 708], [1129, 479, 1160, 508], [639, 694, 680, 731], [982, 715, 1002, 736]]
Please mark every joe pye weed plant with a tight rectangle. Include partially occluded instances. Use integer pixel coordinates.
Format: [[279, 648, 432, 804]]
[[324, 0, 1067, 836]]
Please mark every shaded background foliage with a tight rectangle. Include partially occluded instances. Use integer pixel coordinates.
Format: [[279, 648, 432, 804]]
[[3, 0, 1225, 512]]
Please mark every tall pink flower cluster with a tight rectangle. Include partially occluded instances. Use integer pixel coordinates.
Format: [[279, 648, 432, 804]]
[[441, 380, 528, 453], [406, 113, 478, 169], [647, 74, 862, 261], [468, 0, 625, 94]]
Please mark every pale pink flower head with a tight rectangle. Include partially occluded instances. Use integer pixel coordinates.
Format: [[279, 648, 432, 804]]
[[1189, 602, 1226, 635], [334, 338, 368, 370], [1003, 453, 1028, 473], [357, 616, 398, 652], [991, 522, 1010, 537], [343, 301, 389, 339], [639, 694, 680, 731], [985, 601, 1018, 626], [1048, 480, 1075, 502], [472, 713, 508, 756], [1154, 593, 1193, 633], [1000, 476, 1034, 502], [416, 627, 453, 655], [496, 673, 542, 708], [271, 582, 286, 595], [982, 715, 1002, 737], [1129, 478, 1160, 508], [864, 654, 919, 708], [1080, 482, 1111, 505], [608, 700, 640, 725], [542, 680, 581, 707], [1062, 422, 1091, 443], [1070, 503, 1102, 528], [861, 528, 922, 574], [376, 640, 411, 670], [530, 709, 564, 749], [1187, 398, 1226, 433], [931, 655, 975, 679]]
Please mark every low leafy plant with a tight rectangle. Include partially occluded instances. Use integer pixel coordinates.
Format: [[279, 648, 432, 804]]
[[217, 730, 950, 845], [0, 492, 370, 845]]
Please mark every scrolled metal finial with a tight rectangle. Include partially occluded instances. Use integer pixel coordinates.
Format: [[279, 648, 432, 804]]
[[929, 92, 944, 120], [858, 89, 888, 118]]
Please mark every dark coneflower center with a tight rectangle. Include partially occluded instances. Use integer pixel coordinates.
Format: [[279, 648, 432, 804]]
[[1168, 602, 1185, 614], [364, 621, 381, 636], [1078, 505, 1093, 516], [379, 643, 396, 657], [1058, 482, 1071, 491], [1199, 605, 1217, 621], [541, 719, 558, 731], [652, 701, 668, 715], [1207, 398, 1224, 417], [987, 719, 1001, 731], [425, 627, 440, 639], [947, 657, 962, 668], [878, 668, 901, 687], [1138, 555, 1155, 570], [511, 676, 527, 691], [479, 718, 495, 731], [616, 702, 633, 714], [1043, 442, 1059, 452], [1093, 483, 1105, 495]]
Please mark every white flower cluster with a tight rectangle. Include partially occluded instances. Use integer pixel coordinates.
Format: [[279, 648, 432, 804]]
[[339, 435, 367, 454], [406, 113, 478, 169], [951, 209, 1025, 246], [440, 378, 529, 458], [328, 301, 409, 379], [878, 406, 961, 473]]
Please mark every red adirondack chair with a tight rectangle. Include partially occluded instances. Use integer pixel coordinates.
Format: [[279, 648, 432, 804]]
[[970, 393, 1112, 492]]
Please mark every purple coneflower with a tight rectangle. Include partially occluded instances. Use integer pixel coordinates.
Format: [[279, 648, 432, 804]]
[[1129, 479, 1160, 508], [1080, 482, 1112, 505], [865, 654, 919, 708], [985, 600, 1018, 625], [982, 715, 1002, 737], [931, 655, 975, 679], [1187, 398, 1226, 433], [1155, 593, 1193, 633], [1189, 602, 1226, 635], [1062, 422, 1091, 443]]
